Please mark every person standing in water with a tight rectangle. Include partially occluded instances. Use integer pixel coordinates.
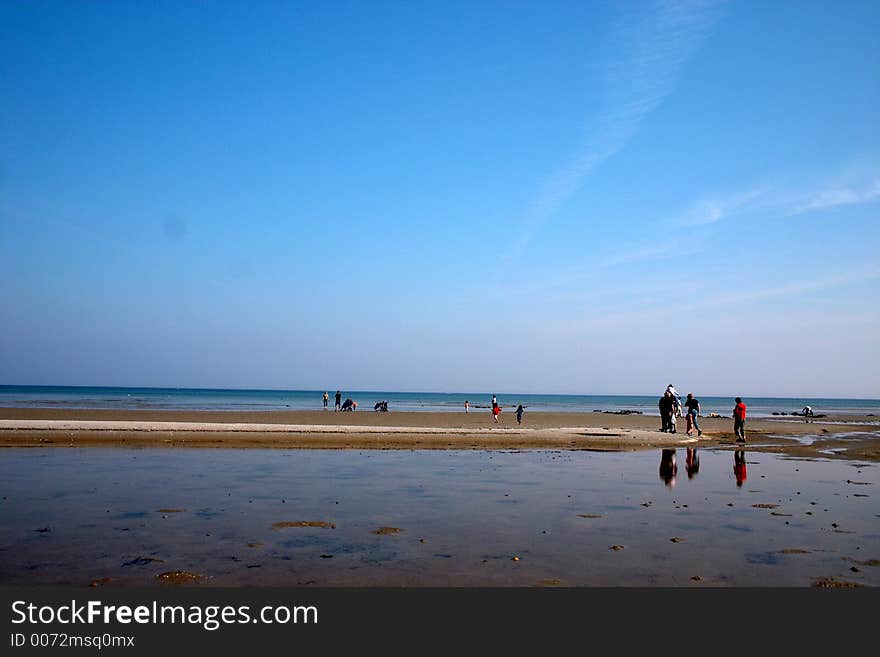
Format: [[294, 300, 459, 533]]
[[335, 390, 342, 412], [515, 404, 524, 425], [464, 400, 469, 414], [323, 391, 329, 410]]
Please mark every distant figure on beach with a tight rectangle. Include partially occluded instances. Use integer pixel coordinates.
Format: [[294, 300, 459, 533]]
[[733, 397, 747, 442], [492, 394, 497, 408], [686, 447, 700, 479], [685, 393, 702, 437], [323, 391, 329, 409], [464, 400, 469, 414], [659, 449, 677, 488], [734, 450, 747, 487], [341, 398, 356, 412], [492, 403, 501, 423], [374, 400, 388, 412], [335, 390, 342, 411], [515, 404, 524, 425], [802, 405, 814, 423]]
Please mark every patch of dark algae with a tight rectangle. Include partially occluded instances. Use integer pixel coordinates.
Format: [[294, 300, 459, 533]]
[[374, 527, 404, 535], [156, 571, 206, 585]]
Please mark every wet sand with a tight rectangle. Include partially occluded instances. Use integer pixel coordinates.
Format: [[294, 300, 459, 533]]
[[0, 408, 878, 460]]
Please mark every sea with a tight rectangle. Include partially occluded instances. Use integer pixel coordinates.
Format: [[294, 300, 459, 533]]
[[1, 385, 878, 418]]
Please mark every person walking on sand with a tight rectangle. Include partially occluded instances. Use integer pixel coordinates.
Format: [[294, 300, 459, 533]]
[[685, 393, 702, 437], [464, 400, 469, 414], [492, 403, 501, 423], [515, 404, 524, 425], [733, 397, 747, 442], [335, 390, 342, 412], [323, 391, 329, 410]]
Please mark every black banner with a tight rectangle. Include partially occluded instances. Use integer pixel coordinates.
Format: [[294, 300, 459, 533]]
[[1, 587, 875, 653]]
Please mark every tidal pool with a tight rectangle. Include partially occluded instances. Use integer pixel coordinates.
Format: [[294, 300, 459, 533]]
[[0, 448, 876, 586]]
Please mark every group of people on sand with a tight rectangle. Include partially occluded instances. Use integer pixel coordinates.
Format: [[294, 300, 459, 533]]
[[659, 384, 748, 442], [481, 395, 525, 425], [323, 391, 357, 412], [323, 390, 388, 412], [659, 447, 747, 488], [659, 385, 702, 436]]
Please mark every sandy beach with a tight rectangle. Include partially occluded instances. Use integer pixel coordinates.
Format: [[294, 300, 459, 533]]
[[1, 408, 877, 460]]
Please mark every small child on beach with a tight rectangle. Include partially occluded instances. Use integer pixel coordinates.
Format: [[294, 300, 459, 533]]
[[515, 404, 524, 425], [492, 404, 501, 423]]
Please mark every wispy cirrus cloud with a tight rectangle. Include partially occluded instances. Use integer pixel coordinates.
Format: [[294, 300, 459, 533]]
[[669, 166, 880, 228], [674, 187, 771, 226], [789, 177, 880, 215], [508, 0, 726, 258]]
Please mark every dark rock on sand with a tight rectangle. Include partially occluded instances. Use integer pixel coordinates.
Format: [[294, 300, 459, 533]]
[[752, 504, 779, 509], [609, 545, 625, 551]]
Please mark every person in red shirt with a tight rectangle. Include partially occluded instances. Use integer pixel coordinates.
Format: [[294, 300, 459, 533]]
[[733, 397, 747, 442], [734, 450, 747, 487]]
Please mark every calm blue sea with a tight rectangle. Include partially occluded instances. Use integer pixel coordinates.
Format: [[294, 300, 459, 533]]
[[1, 386, 878, 418]]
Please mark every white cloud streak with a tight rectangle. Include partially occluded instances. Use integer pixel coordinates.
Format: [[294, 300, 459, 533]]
[[789, 178, 880, 215], [509, 0, 726, 257], [669, 169, 880, 228]]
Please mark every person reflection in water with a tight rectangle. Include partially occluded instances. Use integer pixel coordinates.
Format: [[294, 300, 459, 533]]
[[733, 451, 747, 487], [685, 447, 700, 479], [659, 449, 678, 488]]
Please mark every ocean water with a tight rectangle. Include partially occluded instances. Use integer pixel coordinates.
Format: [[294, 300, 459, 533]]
[[0, 385, 878, 418]]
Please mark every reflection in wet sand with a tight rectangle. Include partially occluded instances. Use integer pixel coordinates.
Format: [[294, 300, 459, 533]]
[[0, 448, 877, 587]]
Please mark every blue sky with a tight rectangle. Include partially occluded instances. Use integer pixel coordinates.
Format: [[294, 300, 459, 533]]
[[1, 0, 878, 397]]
